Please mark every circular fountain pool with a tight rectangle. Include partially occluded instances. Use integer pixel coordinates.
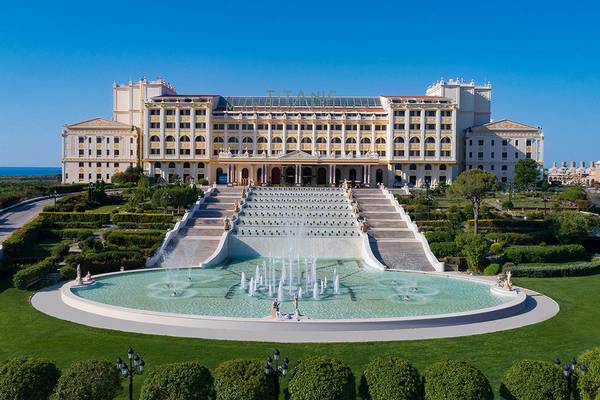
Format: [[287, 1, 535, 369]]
[[69, 258, 520, 320]]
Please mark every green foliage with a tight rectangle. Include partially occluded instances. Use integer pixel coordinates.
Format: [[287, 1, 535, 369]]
[[500, 359, 568, 400], [47, 228, 94, 241], [111, 166, 145, 184], [198, 178, 209, 185], [489, 242, 504, 255], [502, 199, 515, 209], [423, 359, 492, 400], [52, 360, 122, 400], [510, 260, 600, 277], [450, 169, 497, 234], [39, 212, 111, 224], [0, 356, 60, 400], [429, 242, 461, 258], [577, 347, 600, 400], [104, 230, 165, 250], [213, 359, 276, 400], [484, 263, 501, 276], [456, 233, 488, 273], [485, 231, 553, 245], [13, 256, 57, 289], [1, 219, 46, 258], [514, 158, 541, 189], [467, 219, 548, 232], [504, 244, 588, 264], [140, 361, 214, 400], [557, 186, 587, 202], [61, 250, 145, 278], [548, 211, 592, 244], [424, 230, 453, 243], [360, 356, 422, 400], [288, 356, 355, 400], [112, 213, 174, 224], [151, 184, 200, 212]]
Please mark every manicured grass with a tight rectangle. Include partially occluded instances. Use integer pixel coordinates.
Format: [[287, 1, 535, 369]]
[[86, 204, 122, 213], [0, 275, 598, 399]]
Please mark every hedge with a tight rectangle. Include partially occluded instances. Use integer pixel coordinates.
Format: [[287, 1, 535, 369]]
[[485, 231, 554, 245], [47, 228, 95, 241], [61, 250, 145, 278], [49, 221, 104, 229], [140, 361, 213, 400], [504, 244, 588, 264], [115, 222, 174, 230], [424, 230, 453, 243], [500, 359, 568, 400], [12, 256, 57, 290], [360, 356, 422, 400], [483, 263, 501, 276], [0, 356, 60, 400], [1, 219, 45, 257], [213, 359, 276, 400], [423, 360, 492, 400], [578, 347, 600, 400], [112, 213, 174, 224], [510, 261, 600, 278], [104, 230, 165, 249], [53, 360, 122, 400], [288, 356, 355, 400], [415, 220, 449, 229], [429, 242, 461, 258], [467, 219, 548, 231], [39, 212, 111, 224]]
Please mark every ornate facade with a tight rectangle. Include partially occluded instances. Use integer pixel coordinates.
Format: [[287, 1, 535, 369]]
[[547, 161, 600, 186], [61, 78, 542, 187]]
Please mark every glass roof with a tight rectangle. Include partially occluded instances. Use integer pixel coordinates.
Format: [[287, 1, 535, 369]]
[[216, 96, 381, 109]]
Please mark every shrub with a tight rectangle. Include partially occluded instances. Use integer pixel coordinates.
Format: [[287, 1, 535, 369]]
[[48, 228, 95, 241], [423, 360, 492, 400], [549, 211, 592, 244], [61, 250, 145, 278], [104, 230, 165, 249], [53, 359, 121, 400], [466, 219, 548, 232], [558, 186, 587, 202], [2, 219, 46, 257], [456, 233, 488, 273], [39, 212, 111, 224], [360, 356, 422, 400], [510, 261, 600, 278], [429, 242, 461, 258], [577, 347, 600, 400], [500, 359, 568, 400], [504, 244, 588, 264], [213, 359, 276, 400], [112, 213, 174, 224], [424, 230, 453, 243], [485, 231, 553, 245], [484, 263, 501, 276], [199, 178, 209, 185], [501, 199, 514, 209], [0, 356, 60, 400], [288, 356, 355, 400], [140, 361, 213, 400], [489, 242, 504, 255], [13, 256, 57, 289]]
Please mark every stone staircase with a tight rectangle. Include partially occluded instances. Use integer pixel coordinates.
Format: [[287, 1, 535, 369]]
[[161, 186, 243, 268], [353, 188, 437, 271]]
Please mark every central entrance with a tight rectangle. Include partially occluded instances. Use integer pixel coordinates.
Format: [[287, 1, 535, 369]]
[[284, 166, 295, 185]]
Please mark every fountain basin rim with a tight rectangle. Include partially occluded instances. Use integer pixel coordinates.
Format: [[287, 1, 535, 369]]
[[62, 268, 528, 325]]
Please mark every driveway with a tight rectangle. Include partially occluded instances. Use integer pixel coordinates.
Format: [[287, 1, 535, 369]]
[[0, 198, 54, 244]]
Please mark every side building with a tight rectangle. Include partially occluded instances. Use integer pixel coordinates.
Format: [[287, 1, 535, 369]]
[[61, 78, 543, 187]]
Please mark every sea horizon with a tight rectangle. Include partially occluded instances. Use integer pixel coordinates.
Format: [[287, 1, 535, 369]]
[[0, 166, 61, 176]]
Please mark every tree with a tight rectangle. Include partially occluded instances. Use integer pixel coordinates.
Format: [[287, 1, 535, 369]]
[[0, 357, 60, 400], [514, 158, 540, 189], [128, 175, 152, 208], [140, 361, 214, 400], [450, 169, 497, 234], [456, 232, 488, 273], [53, 360, 122, 400], [548, 211, 592, 243], [112, 166, 145, 184]]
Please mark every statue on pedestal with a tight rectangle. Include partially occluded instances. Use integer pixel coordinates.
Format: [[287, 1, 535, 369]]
[[271, 300, 280, 319], [223, 217, 231, 231], [75, 264, 82, 285], [504, 270, 513, 291]]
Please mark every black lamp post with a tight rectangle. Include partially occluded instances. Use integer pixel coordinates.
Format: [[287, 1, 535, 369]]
[[53, 190, 58, 207], [543, 196, 550, 217], [264, 349, 289, 394], [116, 347, 145, 400], [553, 357, 587, 398]]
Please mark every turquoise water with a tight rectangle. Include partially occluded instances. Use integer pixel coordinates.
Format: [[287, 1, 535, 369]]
[[0, 167, 61, 176], [72, 258, 509, 320]]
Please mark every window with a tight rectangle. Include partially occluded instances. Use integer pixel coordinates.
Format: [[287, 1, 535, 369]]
[[501, 165, 507, 171], [502, 152, 507, 160], [165, 135, 175, 142], [78, 136, 85, 143], [227, 124, 239, 130], [526, 139, 532, 146], [501, 177, 507, 182], [114, 150, 119, 156], [180, 123, 190, 129], [150, 122, 160, 129], [426, 110, 436, 117], [114, 138, 119, 144], [394, 123, 405, 130], [393, 110, 405, 116], [166, 122, 175, 129], [491, 165, 495, 171], [502, 139, 508, 146], [441, 124, 452, 130], [526, 152, 532, 158], [469, 139, 473, 146], [394, 137, 405, 144], [213, 124, 224, 130], [195, 109, 206, 115], [195, 149, 206, 155], [180, 109, 191, 115], [469, 152, 473, 158], [440, 164, 447, 171], [360, 137, 370, 144], [165, 109, 175, 116], [375, 138, 386, 144], [180, 136, 191, 142], [149, 109, 160, 115], [375, 125, 385, 131], [441, 110, 452, 117], [426, 124, 436, 130], [96, 137, 102, 143], [394, 150, 405, 156], [78, 173, 84, 180], [409, 164, 417, 170], [515, 152, 519, 159], [180, 149, 190, 155], [491, 139, 495, 146], [150, 148, 160, 155], [478, 152, 483, 160], [96, 149, 101, 156], [150, 135, 160, 142], [79, 149, 84, 156], [515, 140, 519, 146], [409, 124, 421, 130], [360, 125, 371, 131], [491, 152, 495, 159], [166, 149, 175, 155], [183, 162, 190, 168], [195, 122, 206, 129], [478, 139, 484, 146], [228, 137, 239, 143], [409, 110, 421, 116], [168, 162, 176, 168]]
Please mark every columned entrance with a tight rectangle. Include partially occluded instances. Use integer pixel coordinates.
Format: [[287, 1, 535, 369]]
[[284, 166, 295, 185], [317, 167, 327, 185], [302, 167, 312, 185], [271, 167, 281, 185]]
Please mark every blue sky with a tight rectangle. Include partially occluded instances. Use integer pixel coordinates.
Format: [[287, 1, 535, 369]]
[[0, 0, 598, 167]]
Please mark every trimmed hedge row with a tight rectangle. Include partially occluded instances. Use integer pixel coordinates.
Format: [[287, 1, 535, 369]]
[[39, 212, 111, 224], [12, 256, 58, 289], [47, 228, 95, 241], [504, 244, 588, 264], [1, 219, 45, 257], [61, 250, 145, 278], [424, 230, 454, 243], [104, 230, 165, 249], [112, 213, 174, 224], [429, 242, 461, 258], [467, 219, 548, 231], [115, 222, 174, 230], [485, 231, 554, 245], [510, 261, 600, 278]]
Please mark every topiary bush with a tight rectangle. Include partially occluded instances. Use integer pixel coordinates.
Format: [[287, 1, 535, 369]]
[[0, 356, 60, 400], [483, 263, 501, 276], [500, 359, 568, 400], [213, 359, 276, 400], [287, 356, 355, 400], [52, 359, 121, 400], [504, 244, 588, 264], [140, 361, 213, 400], [577, 347, 600, 400], [429, 242, 461, 258], [423, 359, 492, 400], [13, 256, 58, 289], [489, 242, 504, 255], [360, 356, 422, 400]]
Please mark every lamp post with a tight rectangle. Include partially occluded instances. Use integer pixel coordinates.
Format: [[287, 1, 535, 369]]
[[543, 196, 550, 217], [553, 357, 587, 398], [264, 349, 289, 394], [53, 190, 58, 207], [116, 347, 145, 400]]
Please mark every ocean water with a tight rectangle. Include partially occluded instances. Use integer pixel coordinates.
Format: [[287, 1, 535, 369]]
[[0, 167, 61, 177]]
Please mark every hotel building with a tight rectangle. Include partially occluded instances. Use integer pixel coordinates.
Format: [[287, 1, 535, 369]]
[[61, 78, 543, 187]]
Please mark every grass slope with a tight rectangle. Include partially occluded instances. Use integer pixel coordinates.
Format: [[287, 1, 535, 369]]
[[0, 275, 597, 399]]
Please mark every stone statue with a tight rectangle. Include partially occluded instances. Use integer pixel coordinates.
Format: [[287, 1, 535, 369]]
[[360, 219, 369, 233], [241, 188, 246, 199], [75, 264, 82, 285], [504, 270, 513, 291], [293, 294, 300, 318], [348, 188, 353, 201], [271, 300, 280, 319], [83, 271, 93, 283], [234, 201, 240, 212], [223, 217, 231, 231]]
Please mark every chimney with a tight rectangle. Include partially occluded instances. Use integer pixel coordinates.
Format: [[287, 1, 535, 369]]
[[570, 161, 576, 168], [562, 161, 567, 168], [580, 161, 585, 168]]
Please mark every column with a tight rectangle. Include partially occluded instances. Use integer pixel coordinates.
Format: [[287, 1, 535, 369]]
[[312, 123, 316, 154], [206, 106, 213, 158], [420, 109, 426, 159], [190, 108, 196, 155], [297, 124, 302, 152], [175, 108, 181, 159], [341, 123, 346, 156], [370, 124, 376, 153], [282, 118, 287, 154], [356, 124, 361, 156], [227, 164, 232, 184], [160, 106, 166, 156], [326, 124, 331, 156], [267, 121, 272, 156], [436, 109, 442, 158], [253, 122, 258, 155], [144, 108, 150, 159]]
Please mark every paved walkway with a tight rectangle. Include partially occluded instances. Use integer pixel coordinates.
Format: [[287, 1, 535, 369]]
[[0, 198, 54, 244], [31, 285, 558, 343]]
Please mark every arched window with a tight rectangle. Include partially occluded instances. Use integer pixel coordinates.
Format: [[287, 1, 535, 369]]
[[228, 136, 239, 143], [195, 136, 206, 142], [286, 136, 297, 143], [257, 137, 268, 143], [425, 137, 435, 144], [165, 135, 175, 142], [197, 162, 205, 168], [441, 137, 451, 144], [242, 137, 253, 143], [360, 137, 371, 144], [168, 162, 176, 168], [331, 137, 341, 144], [346, 137, 356, 144], [440, 164, 447, 171], [180, 135, 190, 142], [272, 137, 283, 143], [153, 162, 161, 168], [424, 164, 432, 171], [375, 137, 386, 144], [409, 164, 417, 170], [150, 135, 160, 142], [213, 137, 224, 143], [301, 137, 312, 143], [183, 162, 190, 168], [316, 137, 327, 143], [409, 137, 420, 144], [394, 137, 405, 144]]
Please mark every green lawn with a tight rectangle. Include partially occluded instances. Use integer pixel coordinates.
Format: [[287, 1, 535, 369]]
[[0, 275, 598, 399]]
